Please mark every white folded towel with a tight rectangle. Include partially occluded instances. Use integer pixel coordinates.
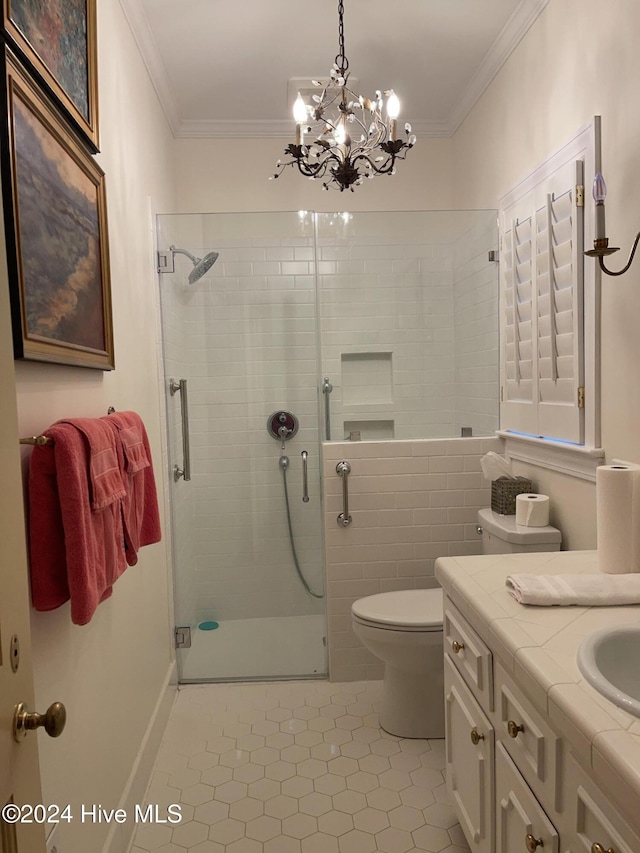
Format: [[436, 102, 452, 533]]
[[505, 573, 640, 606]]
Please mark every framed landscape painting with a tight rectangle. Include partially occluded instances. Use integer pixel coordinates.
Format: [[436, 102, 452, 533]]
[[1, 46, 114, 370], [2, 0, 99, 150]]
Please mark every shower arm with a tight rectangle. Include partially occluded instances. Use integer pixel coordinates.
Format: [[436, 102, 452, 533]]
[[171, 246, 199, 265]]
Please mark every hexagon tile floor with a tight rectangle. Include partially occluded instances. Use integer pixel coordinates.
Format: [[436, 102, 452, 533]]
[[132, 679, 470, 853]]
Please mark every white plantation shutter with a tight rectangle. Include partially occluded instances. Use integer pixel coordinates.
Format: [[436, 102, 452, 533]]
[[500, 159, 585, 443]]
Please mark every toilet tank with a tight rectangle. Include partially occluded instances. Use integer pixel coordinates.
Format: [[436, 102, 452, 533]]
[[478, 507, 562, 554]]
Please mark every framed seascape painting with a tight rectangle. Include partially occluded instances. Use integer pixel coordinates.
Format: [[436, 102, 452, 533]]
[[1, 46, 114, 370], [2, 0, 99, 150]]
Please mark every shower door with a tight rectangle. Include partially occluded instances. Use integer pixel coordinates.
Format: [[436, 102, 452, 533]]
[[157, 212, 327, 682]]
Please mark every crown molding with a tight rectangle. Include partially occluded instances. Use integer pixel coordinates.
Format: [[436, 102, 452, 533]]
[[174, 117, 452, 140], [119, 0, 181, 135], [446, 0, 551, 135]]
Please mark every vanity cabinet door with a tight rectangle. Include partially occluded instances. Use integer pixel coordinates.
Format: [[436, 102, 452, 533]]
[[444, 599, 494, 711], [496, 742, 559, 853], [445, 654, 494, 853], [495, 662, 562, 812], [563, 752, 640, 853]]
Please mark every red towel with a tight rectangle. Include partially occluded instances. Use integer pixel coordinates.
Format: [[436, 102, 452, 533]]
[[102, 411, 162, 565], [28, 421, 127, 625]]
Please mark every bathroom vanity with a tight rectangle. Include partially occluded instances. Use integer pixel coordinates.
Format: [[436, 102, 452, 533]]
[[435, 550, 640, 853]]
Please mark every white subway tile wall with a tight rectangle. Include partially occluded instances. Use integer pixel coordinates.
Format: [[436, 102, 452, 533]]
[[453, 214, 500, 436], [322, 437, 503, 682], [316, 210, 498, 441]]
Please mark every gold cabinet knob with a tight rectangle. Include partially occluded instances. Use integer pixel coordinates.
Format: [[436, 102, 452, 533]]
[[13, 702, 66, 743], [508, 720, 525, 738], [526, 834, 544, 852], [591, 844, 616, 853], [470, 727, 485, 745], [452, 640, 465, 654]]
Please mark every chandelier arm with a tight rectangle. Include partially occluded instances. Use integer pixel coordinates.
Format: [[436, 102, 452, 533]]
[[599, 232, 640, 276], [350, 151, 398, 176]]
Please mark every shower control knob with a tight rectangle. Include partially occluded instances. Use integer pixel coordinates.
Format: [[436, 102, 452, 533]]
[[13, 701, 66, 742]]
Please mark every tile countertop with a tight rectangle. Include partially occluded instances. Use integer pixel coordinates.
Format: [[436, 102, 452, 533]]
[[435, 549, 640, 828]]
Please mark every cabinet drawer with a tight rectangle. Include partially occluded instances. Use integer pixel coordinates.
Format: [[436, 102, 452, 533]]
[[495, 662, 562, 813], [445, 655, 494, 853], [444, 598, 494, 711], [496, 742, 559, 853], [564, 752, 640, 853]]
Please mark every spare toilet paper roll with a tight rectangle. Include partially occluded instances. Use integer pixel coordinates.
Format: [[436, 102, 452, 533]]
[[515, 493, 550, 527], [596, 463, 640, 574]]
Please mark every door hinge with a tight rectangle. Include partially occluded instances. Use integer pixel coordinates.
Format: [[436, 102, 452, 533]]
[[576, 185, 585, 207], [500, 386, 504, 402], [577, 386, 585, 408], [175, 626, 192, 649]]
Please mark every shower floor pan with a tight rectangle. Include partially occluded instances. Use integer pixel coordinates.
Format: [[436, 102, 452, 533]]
[[179, 614, 327, 682]]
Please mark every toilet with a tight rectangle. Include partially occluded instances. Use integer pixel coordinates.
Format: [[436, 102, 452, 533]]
[[351, 508, 562, 739]]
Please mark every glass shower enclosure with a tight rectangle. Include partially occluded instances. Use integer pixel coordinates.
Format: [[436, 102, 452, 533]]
[[157, 209, 498, 683]]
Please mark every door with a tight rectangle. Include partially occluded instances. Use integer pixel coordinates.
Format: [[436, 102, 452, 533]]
[[0, 208, 45, 850], [157, 211, 327, 682], [445, 655, 494, 853]]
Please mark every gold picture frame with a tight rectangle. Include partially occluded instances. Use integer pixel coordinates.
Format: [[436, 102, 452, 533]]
[[1, 45, 113, 369], [2, 0, 99, 151]]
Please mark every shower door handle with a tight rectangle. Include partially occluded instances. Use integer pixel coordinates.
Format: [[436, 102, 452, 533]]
[[301, 451, 309, 502], [322, 377, 333, 440], [336, 461, 352, 527], [170, 378, 191, 482]]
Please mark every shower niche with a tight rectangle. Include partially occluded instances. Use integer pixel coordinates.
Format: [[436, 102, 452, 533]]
[[340, 352, 394, 440]]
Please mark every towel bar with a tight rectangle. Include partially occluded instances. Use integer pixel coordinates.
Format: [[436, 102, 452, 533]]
[[19, 407, 117, 445]]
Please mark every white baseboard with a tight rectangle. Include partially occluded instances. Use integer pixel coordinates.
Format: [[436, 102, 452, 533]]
[[102, 661, 177, 853]]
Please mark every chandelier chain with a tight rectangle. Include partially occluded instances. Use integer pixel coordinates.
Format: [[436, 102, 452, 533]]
[[335, 0, 348, 73]]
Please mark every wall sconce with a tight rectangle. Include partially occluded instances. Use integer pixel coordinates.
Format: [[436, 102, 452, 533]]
[[585, 172, 640, 276]]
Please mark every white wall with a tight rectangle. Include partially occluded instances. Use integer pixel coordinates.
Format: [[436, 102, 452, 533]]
[[451, 0, 640, 550], [13, 2, 178, 851]]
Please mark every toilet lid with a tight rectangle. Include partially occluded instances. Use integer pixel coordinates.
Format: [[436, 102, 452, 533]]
[[352, 589, 443, 629]]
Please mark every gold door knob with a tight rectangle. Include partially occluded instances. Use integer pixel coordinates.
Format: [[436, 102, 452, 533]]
[[452, 640, 465, 654], [526, 834, 544, 852], [470, 727, 485, 745], [592, 844, 616, 853], [508, 720, 525, 738], [13, 702, 66, 743]]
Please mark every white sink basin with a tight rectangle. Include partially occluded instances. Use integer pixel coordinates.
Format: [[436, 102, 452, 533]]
[[577, 626, 640, 717]]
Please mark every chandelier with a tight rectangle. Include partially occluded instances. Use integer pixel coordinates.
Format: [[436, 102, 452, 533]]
[[271, 0, 416, 192]]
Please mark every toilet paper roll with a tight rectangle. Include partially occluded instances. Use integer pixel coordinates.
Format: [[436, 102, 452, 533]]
[[515, 493, 550, 527], [596, 463, 640, 574]]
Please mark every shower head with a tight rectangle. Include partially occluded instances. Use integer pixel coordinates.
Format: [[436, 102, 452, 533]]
[[169, 245, 219, 284]]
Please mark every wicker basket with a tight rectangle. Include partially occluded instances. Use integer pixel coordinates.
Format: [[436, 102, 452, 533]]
[[490, 476, 533, 515]]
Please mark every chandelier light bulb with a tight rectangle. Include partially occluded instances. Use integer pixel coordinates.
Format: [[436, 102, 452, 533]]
[[386, 91, 400, 119], [293, 93, 308, 125]]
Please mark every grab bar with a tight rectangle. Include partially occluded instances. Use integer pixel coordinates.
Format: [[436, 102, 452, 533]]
[[322, 377, 333, 440], [301, 451, 309, 502], [336, 461, 352, 527], [169, 378, 191, 482]]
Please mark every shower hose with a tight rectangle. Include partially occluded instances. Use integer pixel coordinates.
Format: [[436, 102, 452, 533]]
[[281, 461, 324, 599]]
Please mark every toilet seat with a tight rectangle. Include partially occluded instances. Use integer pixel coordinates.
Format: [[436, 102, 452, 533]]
[[351, 588, 443, 632]]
